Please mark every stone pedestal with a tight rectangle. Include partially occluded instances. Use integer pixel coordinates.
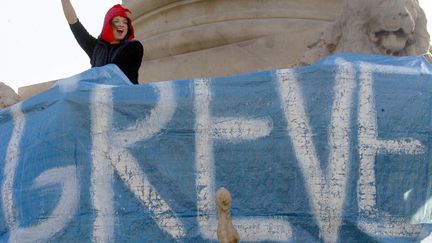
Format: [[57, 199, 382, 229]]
[[18, 80, 56, 99], [123, 0, 344, 83]]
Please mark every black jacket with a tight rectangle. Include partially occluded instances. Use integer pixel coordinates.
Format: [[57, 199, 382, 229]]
[[69, 20, 143, 84]]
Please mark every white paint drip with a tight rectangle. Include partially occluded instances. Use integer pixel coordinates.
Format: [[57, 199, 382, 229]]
[[90, 87, 115, 243], [357, 218, 421, 237], [276, 58, 355, 243], [57, 75, 80, 93], [233, 218, 293, 241], [364, 64, 423, 76], [356, 63, 425, 237], [325, 59, 356, 241], [2, 104, 79, 242], [194, 78, 216, 237], [404, 189, 413, 201], [194, 78, 292, 241], [2, 103, 25, 228], [211, 118, 272, 141]]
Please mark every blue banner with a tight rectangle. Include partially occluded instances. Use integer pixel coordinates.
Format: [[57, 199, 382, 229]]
[[0, 53, 431, 242]]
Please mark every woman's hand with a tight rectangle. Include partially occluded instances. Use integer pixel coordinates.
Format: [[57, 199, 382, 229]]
[[61, 0, 78, 24]]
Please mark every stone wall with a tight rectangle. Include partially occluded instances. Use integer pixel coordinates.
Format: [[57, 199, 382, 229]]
[[123, 0, 344, 83]]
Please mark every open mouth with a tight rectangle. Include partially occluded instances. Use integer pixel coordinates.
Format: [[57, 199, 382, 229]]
[[370, 28, 410, 56]]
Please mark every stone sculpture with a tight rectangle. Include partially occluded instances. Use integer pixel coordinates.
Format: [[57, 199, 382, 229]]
[[302, 0, 431, 64], [216, 187, 240, 243], [0, 82, 21, 109]]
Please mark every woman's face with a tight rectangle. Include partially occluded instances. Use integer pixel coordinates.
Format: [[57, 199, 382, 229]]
[[110, 16, 129, 43]]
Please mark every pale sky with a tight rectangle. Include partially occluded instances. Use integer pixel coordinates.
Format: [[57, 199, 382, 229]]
[[0, 1, 431, 92], [1, 0, 121, 92]]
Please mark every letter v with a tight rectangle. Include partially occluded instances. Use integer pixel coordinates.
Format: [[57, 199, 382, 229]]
[[276, 58, 355, 243]]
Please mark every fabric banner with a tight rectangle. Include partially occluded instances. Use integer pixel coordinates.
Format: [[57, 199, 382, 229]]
[[0, 53, 431, 242]]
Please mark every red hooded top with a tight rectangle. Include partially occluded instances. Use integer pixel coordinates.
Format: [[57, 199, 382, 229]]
[[100, 4, 135, 43]]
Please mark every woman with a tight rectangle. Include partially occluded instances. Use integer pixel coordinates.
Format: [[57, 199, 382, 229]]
[[61, 0, 143, 84]]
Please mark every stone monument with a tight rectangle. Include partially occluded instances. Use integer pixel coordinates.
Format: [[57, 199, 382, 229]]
[[0, 82, 21, 109], [302, 0, 430, 64], [122, 0, 344, 83]]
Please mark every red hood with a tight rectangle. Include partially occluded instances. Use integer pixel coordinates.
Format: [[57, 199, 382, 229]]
[[100, 4, 135, 43]]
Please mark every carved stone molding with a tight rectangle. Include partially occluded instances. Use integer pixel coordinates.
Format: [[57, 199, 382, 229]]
[[123, 0, 343, 83]]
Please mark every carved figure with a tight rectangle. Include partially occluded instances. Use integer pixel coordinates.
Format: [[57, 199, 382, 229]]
[[0, 82, 21, 109], [303, 0, 430, 64], [216, 187, 240, 243]]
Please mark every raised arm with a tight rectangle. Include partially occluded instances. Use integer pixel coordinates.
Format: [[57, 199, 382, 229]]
[[61, 0, 78, 24]]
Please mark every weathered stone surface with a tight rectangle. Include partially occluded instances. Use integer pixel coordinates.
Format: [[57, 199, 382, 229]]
[[123, 0, 344, 83], [302, 0, 431, 65], [0, 82, 21, 109], [18, 80, 56, 100]]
